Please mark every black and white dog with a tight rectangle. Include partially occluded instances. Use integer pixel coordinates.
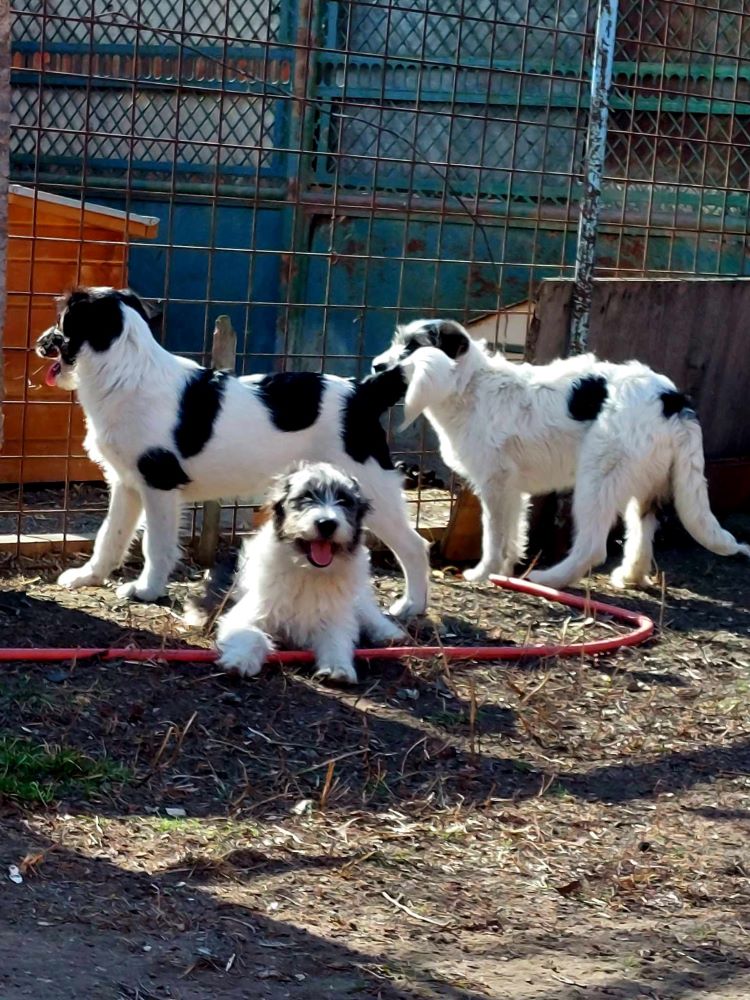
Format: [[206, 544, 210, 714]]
[[373, 319, 750, 590], [35, 288, 429, 617], [214, 462, 404, 683]]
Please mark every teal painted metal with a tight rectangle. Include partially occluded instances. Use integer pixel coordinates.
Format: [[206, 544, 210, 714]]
[[8, 0, 750, 374], [10, 42, 294, 185]]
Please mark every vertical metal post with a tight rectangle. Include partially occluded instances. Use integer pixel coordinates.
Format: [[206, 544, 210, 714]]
[[569, 0, 620, 355]]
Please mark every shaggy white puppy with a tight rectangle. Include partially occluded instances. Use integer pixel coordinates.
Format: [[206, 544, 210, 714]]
[[373, 319, 750, 590], [35, 287, 429, 619], [214, 463, 404, 683]]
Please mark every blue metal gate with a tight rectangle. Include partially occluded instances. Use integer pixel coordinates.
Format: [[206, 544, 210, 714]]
[[9, 1, 750, 368]]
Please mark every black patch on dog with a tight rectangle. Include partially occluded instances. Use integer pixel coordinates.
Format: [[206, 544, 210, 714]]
[[427, 320, 470, 359], [174, 368, 229, 458], [43, 287, 153, 365], [568, 374, 609, 421], [396, 320, 470, 362], [359, 365, 408, 414], [59, 291, 126, 362], [256, 373, 325, 432], [137, 448, 191, 491], [660, 390, 696, 419], [343, 367, 407, 469]]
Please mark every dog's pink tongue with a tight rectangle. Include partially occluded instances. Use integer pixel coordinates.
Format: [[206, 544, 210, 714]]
[[45, 362, 61, 387], [310, 540, 334, 567]]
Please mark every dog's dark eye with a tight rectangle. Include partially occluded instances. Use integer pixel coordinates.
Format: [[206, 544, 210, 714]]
[[291, 494, 314, 508], [336, 494, 356, 508]]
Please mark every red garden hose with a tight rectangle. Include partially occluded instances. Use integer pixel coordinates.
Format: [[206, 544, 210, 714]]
[[0, 576, 654, 665]]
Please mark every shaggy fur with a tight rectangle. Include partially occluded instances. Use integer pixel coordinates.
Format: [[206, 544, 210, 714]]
[[36, 287, 429, 617], [373, 318, 750, 589], [215, 463, 404, 683]]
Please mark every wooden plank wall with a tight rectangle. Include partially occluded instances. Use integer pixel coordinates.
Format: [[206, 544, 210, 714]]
[[2, 193, 157, 484], [527, 278, 750, 461], [0, 5, 8, 452]]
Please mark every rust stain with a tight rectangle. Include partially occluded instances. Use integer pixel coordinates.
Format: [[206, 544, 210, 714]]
[[468, 264, 498, 299], [330, 236, 366, 277], [406, 238, 425, 253]]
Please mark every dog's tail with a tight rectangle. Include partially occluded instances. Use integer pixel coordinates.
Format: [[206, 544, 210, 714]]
[[670, 409, 750, 559], [182, 549, 240, 628], [400, 347, 457, 429]]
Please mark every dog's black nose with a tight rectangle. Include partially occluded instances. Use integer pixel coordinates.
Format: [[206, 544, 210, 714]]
[[315, 518, 338, 539], [372, 361, 388, 373]]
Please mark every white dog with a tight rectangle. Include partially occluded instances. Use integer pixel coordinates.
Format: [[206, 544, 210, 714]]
[[35, 287, 429, 618], [373, 319, 750, 590], [214, 463, 405, 683]]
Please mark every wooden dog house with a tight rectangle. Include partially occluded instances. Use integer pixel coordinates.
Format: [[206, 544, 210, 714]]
[[1, 185, 159, 484]]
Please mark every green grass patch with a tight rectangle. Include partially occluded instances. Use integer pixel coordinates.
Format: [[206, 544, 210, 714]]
[[0, 735, 130, 805]]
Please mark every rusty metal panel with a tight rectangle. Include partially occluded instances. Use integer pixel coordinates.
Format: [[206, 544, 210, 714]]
[[529, 277, 750, 460], [5, 0, 750, 551]]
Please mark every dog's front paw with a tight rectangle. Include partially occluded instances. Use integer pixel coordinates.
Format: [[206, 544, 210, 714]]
[[462, 564, 491, 583], [216, 629, 271, 678], [58, 564, 105, 590], [314, 662, 358, 685], [115, 580, 164, 603]]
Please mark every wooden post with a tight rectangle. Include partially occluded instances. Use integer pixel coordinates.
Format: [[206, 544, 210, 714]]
[[197, 316, 237, 567], [441, 488, 482, 563]]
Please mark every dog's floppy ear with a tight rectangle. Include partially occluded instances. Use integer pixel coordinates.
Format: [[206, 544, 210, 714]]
[[427, 320, 470, 360], [116, 288, 163, 340], [116, 288, 152, 322], [401, 347, 457, 429], [64, 288, 94, 311], [267, 472, 292, 528]]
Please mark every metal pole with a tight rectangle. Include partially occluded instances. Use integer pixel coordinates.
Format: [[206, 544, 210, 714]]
[[569, 0, 619, 355]]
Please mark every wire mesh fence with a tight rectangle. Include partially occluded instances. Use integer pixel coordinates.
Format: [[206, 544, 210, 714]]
[[2, 0, 749, 557]]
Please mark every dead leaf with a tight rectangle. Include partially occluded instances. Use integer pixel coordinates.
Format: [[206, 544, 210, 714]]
[[19, 851, 46, 876]]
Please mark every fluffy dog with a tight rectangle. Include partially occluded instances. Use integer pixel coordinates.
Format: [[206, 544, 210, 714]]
[[35, 287, 429, 618], [373, 319, 750, 590], [214, 463, 404, 683]]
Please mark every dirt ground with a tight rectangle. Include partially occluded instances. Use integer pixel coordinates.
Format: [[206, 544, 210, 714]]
[[1, 519, 750, 1000]]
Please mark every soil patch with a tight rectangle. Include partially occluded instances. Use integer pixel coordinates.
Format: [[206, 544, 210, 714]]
[[1, 523, 749, 998]]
